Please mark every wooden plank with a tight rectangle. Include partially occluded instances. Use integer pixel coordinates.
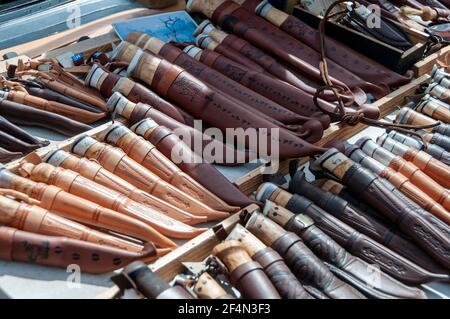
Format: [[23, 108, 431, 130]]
[[413, 45, 450, 77]]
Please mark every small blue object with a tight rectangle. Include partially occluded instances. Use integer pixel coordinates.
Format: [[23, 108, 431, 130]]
[[71, 53, 84, 66], [92, 52, 102, 60]]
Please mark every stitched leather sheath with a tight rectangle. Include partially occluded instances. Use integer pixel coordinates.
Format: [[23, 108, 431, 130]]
[[0, 226, 157, 273]]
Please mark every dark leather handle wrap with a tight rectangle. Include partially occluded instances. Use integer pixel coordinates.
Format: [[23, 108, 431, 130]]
[[285, 194, 448, 284], [0, 98, 91, 137], [229, 260, 281, 299], [252, 247, 312, 299], [343, 164, 450, 270], [272, 232, 365, 299]]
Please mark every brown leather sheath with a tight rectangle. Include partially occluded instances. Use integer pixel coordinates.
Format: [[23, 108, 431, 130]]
[[193, 0, 386, 99], [0, 147, 22, 163], [0, 167, 175, 248], [0, 98, 91, 137], [70, 136, 228, 221], [252, 247, 313, 299], [4, 90, 105, 124], [41, 150, 204, 225], [131, 119, 254, 208], [0, 194, 142, 252], [402, 147, 450, 188], [19, 162, 204, 241], [209, 40, 266, 72], [101, 123, 238, 212], [253, 0, 412, 89], [0, 226, 158, 273], [127, 33, 326, 129], [193, 47, 331, 127]]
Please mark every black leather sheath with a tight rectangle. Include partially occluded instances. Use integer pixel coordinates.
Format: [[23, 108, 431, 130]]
[[272, 232, 366, 299], [252, 247, 312, 299], [0, 115, 47, 146], [0, 130, 40, 153], [285, 194, 449, 284], [284, 215, 427, 299], [0, 147, 22, 163]]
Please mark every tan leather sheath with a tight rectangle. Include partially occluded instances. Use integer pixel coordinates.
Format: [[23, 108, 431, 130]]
[[70, 136, 229, 221], [19, 162, 205, 240]]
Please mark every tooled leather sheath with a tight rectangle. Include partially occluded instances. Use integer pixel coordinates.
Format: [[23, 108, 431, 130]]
[[113, 43, 326, 159], [0, 226, 157, 273], [127, 32, 327, 129], [316, 150, 450, 270], [289, 171, 448, 274], [101, 123, 238, 212], [70, 136, 228, 221], [41, 150, 205, 225], [19, 162, 205, 240], [0, 194, 142, 252], [131, 119, 253, 208], [0, 167, 176, 248]]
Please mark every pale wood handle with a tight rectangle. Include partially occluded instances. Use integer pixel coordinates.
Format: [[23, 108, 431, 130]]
[[213, 240, 252, 272]]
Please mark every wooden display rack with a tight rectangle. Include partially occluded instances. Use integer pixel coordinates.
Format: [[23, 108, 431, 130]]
[[0, 2, 447, 299]]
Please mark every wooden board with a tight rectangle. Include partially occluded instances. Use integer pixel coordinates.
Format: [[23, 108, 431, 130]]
[[413, 44, 450, 77]]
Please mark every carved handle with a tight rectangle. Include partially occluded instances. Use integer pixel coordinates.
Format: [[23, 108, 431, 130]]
[[212, 240, 252, 272], [193, 272, 232, 299]]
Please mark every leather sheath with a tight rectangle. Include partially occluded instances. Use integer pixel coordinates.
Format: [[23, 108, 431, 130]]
[[0, 97, 91, 137], [0, 226, 157, 273], [85, 64, 189, 124], [20, 162, 203, 241], [0, 147, 22, 163], [396, 107, 450, 136], [283, 215, 426, 299], [119, 261, 194, 299], [0, 194, 142, 252], [252, 247, 313, 299], [188, 46, 331, 127], [101, 123, 238, 212], [0, 115, 48, 147], [127, 33, 326, 130], [317, 151, 450, 270], [271, 232, 365, 299], [0, 167, 172, 248], [25, 84, 102, 114], [416, 94, 450, 123], [388, 130, 450, 165], [1, 90, 105, 124], [70, 136, 228, 221], [229, 260, 282, 299], [42, 150, 204, 225], [200, 25, 344, 103], [131, 119, 253, 208], [0, 129, 41, 153], [289, 171, 447, 274], [191, 0, 386, 99], [114, 44, 326, 158], [254, 0, 412, 89], [428, 132, 450, 152], [283, 193, 449, 283]]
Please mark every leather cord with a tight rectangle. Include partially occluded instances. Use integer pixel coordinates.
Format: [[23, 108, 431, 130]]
[[314, 0, 440, 142]]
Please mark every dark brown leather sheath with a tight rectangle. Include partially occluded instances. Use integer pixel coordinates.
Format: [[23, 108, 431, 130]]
[[209, 1, 385, 98], [212, 41, 266, 72], [149, 59, 325, 157], [137, 123, 253, 208], [271, 232, 366, 299], [153, 42, 324, 128], [25, 85, 102, 114], [290, 172, 446, 274], [340, 163, 450, 270], [284, 194, 448, 284], [230, 260, 282, 299], [250, 0, 412, 89], [0, 226, 156, 274], [283, 216, 427, 299], [0, 130, 40, 153], [0, 147, 22, 163], [0, 98, 91, 137], [196, 49, 331, 127], [0, 115, 48, 146], [252, 247, 313, 299]]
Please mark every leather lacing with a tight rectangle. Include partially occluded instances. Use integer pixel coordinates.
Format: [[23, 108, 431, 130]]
[[314, 0, 441, 148]]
